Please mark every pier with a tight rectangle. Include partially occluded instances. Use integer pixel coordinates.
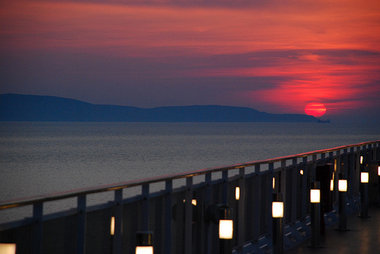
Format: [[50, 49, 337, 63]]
[[0, 140, 379, 254]]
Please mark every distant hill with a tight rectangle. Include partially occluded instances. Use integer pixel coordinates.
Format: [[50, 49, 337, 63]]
[[0, 94, 318, 122]]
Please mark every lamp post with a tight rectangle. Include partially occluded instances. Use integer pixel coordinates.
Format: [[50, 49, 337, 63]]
[[218, 205, 233, 254], [337, 174, 348, 231], [360, 171, 369, 218], [206, 203, 234, 254], [135, 231, 154, 254], [272, 193, 284, 254], [310, 182, 321, 248]]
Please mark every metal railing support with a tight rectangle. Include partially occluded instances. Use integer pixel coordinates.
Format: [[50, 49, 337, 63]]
[[77, 195, 86, 254], [113, 189, 123, 254], [237, 167, 246, 246], [164, 180, 173, 254], [184, 177, 193, 254], [32, 202, 43, 254]]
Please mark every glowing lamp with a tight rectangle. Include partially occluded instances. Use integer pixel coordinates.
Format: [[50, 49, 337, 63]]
[[136, 246, 153, 254], [235, 187, 240, 200], [218, 205, 233, 239], [300, 169, 304, 175], [272, 177, 276, 189], [360, 156, 364, 165], [338, 179, 347, 192], [361, 172, 369, 183], [219, 219, 233, 239], [310, 189, 320, 203], [272, 201, 284, 218], [330, 179, 334, 191], [378, 166, 380, 176], [191, 199, 197, 206], [135, 231, 153, 254], [110, 216, 115, 236], [0, 244, 16, 254]]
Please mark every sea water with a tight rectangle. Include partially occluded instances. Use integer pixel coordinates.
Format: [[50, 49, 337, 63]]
[[0, 122, 379, 222]]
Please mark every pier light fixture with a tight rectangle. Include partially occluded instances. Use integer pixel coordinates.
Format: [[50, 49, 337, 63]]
[[206, 203, 234, 241], [360, 155, 364, 165], [272, 201, 284, 218], [135, 231, 153, 254], [218, 205, 233, 239], [235, 187, 240, 200], [300, 169, 304, 175], [272, 177, 276, 190], [219, 219, 233, 239], [361, 172, 369, 183], [338, 179, 347, 192], [110, 216, 115, 236], [183, 199, 197, 206], [310, 189, 320, 203], [330, 179, 334, 191], [0, 244, 16, 254]]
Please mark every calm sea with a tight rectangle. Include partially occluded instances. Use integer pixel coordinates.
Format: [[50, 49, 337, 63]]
[[0, 122, 379, 221]]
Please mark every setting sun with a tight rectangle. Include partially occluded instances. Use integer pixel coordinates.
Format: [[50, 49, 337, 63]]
[[304, 103, 326, 118]]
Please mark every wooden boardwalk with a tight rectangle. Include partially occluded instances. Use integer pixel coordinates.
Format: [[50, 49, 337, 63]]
[[286, 206, 380, 254]]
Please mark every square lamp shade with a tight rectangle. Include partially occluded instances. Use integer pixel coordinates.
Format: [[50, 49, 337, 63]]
[[361, 172, 369, 183], [219, 219, 233, 239], [0, 244, 16, 254], [310, 189, 320, 203], [272, 201, 284, 218], [338, 179, 347, 192]]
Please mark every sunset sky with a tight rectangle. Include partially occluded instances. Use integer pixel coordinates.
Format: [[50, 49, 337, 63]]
[[1, 0, 379, 121]]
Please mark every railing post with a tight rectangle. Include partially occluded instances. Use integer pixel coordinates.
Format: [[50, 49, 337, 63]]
[[184, 177, 193, 254], [164, 180, 173, 254], [222, 170, 228, 203], [77, 195, 86, 254], [237, 167, 246, 245], [301, 157, 308, 218], [253, 164, 261, 240], [113, 189, 123, 254], [32, 202, 43, 254], [205, 173, 212, 254], [267, 163, 274, 237], [142, 184, 150, 231], [349, 148, 355, 198], [291, 158, 298, 223], [311, 154, 317, 181]]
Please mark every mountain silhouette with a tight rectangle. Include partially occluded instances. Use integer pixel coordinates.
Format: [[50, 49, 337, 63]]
[[0, 94, 318, 122]]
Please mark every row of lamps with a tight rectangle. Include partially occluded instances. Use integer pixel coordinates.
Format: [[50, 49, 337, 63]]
[[1, 154, 379, 254]]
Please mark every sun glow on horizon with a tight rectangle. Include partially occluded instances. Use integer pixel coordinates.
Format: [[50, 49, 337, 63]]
[[304, 103, 327, 118]]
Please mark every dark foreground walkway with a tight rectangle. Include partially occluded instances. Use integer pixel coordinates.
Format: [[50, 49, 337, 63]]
[[286, 207, 380, 254]]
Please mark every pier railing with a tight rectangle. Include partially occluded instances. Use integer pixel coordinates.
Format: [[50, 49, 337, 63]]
[[0, 140, 379, 254]]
